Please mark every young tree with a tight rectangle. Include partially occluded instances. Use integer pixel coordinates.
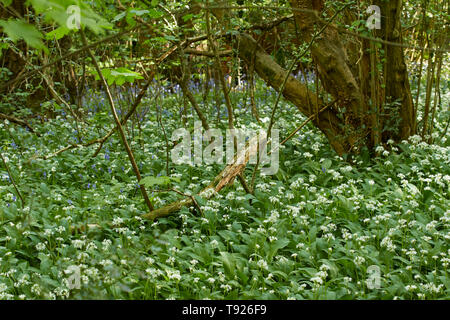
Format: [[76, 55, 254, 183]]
[[210, 0, 418, 156]]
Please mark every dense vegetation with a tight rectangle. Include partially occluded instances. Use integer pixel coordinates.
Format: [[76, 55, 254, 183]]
[[0, 0, 448, 300]]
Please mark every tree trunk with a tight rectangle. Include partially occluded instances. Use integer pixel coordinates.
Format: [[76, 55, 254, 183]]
[[229, 0, 416, 155], [375, 0, 416, 141], [236, 34, 354, 156]]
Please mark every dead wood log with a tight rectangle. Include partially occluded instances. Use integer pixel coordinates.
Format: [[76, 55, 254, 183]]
[[142, 134, 260, 220], [0, 112, 39, 136]]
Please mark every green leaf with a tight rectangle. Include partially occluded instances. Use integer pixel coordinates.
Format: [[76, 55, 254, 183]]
[[152, 36, 168, 43], [148, 9, 164, 18], [271, 270, 288, 280], [322, 159, 332, 170], [182, 14, 194, 22], [115, 77, 126, 86], [30, 0, 112, 34], [140, 176, 171, 188], [91, 68, 143, 85], [268, 238, 290, 261], [219, 252, 236, 279], [110, 67, 144, 82], [38, 253, 52, 272], [0, 0, 12, 6], [0, 19, 47, 52], [130, 9, 149, 16], [126, 12, 137, 27], [0, 42, 9, 57], [164, 35, 178, 42], [40, 183, 50, 195], [236, 264, 249, 285], [45, 26, 71, 40], [112, 12, 127, 22]]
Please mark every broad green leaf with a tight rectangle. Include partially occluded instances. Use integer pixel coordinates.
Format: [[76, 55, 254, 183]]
[[152, 36, 168, 43], [130, 9, 149, 16], [112, 11, 127, 22], [91, 68, 143, 85], [126, 12, 137, 27], [30, 0, 112, 34], [0, 0, 12, 6], [219, 252, 236, 279], [268, 238, 290, 261], [0, 19, 47, 52], [182, 14, 194, 22], [164, 35, 178, 42], [140, 176, 171, 187], [45, 26, 71, 40], [322, 159, 332, 170], [148, 9, 164, 18]]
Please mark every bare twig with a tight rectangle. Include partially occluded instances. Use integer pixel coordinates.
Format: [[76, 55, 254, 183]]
[[92, 78, 153, 157], [31, 43, 186, 161], [201, 5, 450, 53], [205, 0, 234, 131], [183, 48, 232, 57], [279, 101, 336, 146], [250, 5, 346, 191], [0, 113, 39, 136], [80, 28, 154, 212]]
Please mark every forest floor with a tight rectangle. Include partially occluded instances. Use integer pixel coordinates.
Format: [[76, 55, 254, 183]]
[[0, 82, 449, 299]]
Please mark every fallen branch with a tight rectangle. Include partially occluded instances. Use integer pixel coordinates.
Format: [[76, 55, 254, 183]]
[[142, 101, 335, 220], [152, 188, 204, 216], [142, 134, 259, 220], [0, 113, 39, 136], [38, 138, 103, 160]]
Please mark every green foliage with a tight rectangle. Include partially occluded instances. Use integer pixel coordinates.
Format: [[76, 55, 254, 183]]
[[29, 0, 112, 34], [45, 26, 71, 40], [0, 81, 448, 300], [91, 68, 144, 85], [112, 7, 164, 27], [0, 0, 114, 57], [140, 176, 180, 188], [0, 19, 47, 52], [0, 0, 12, 7], [0, 0, 449, 301]]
